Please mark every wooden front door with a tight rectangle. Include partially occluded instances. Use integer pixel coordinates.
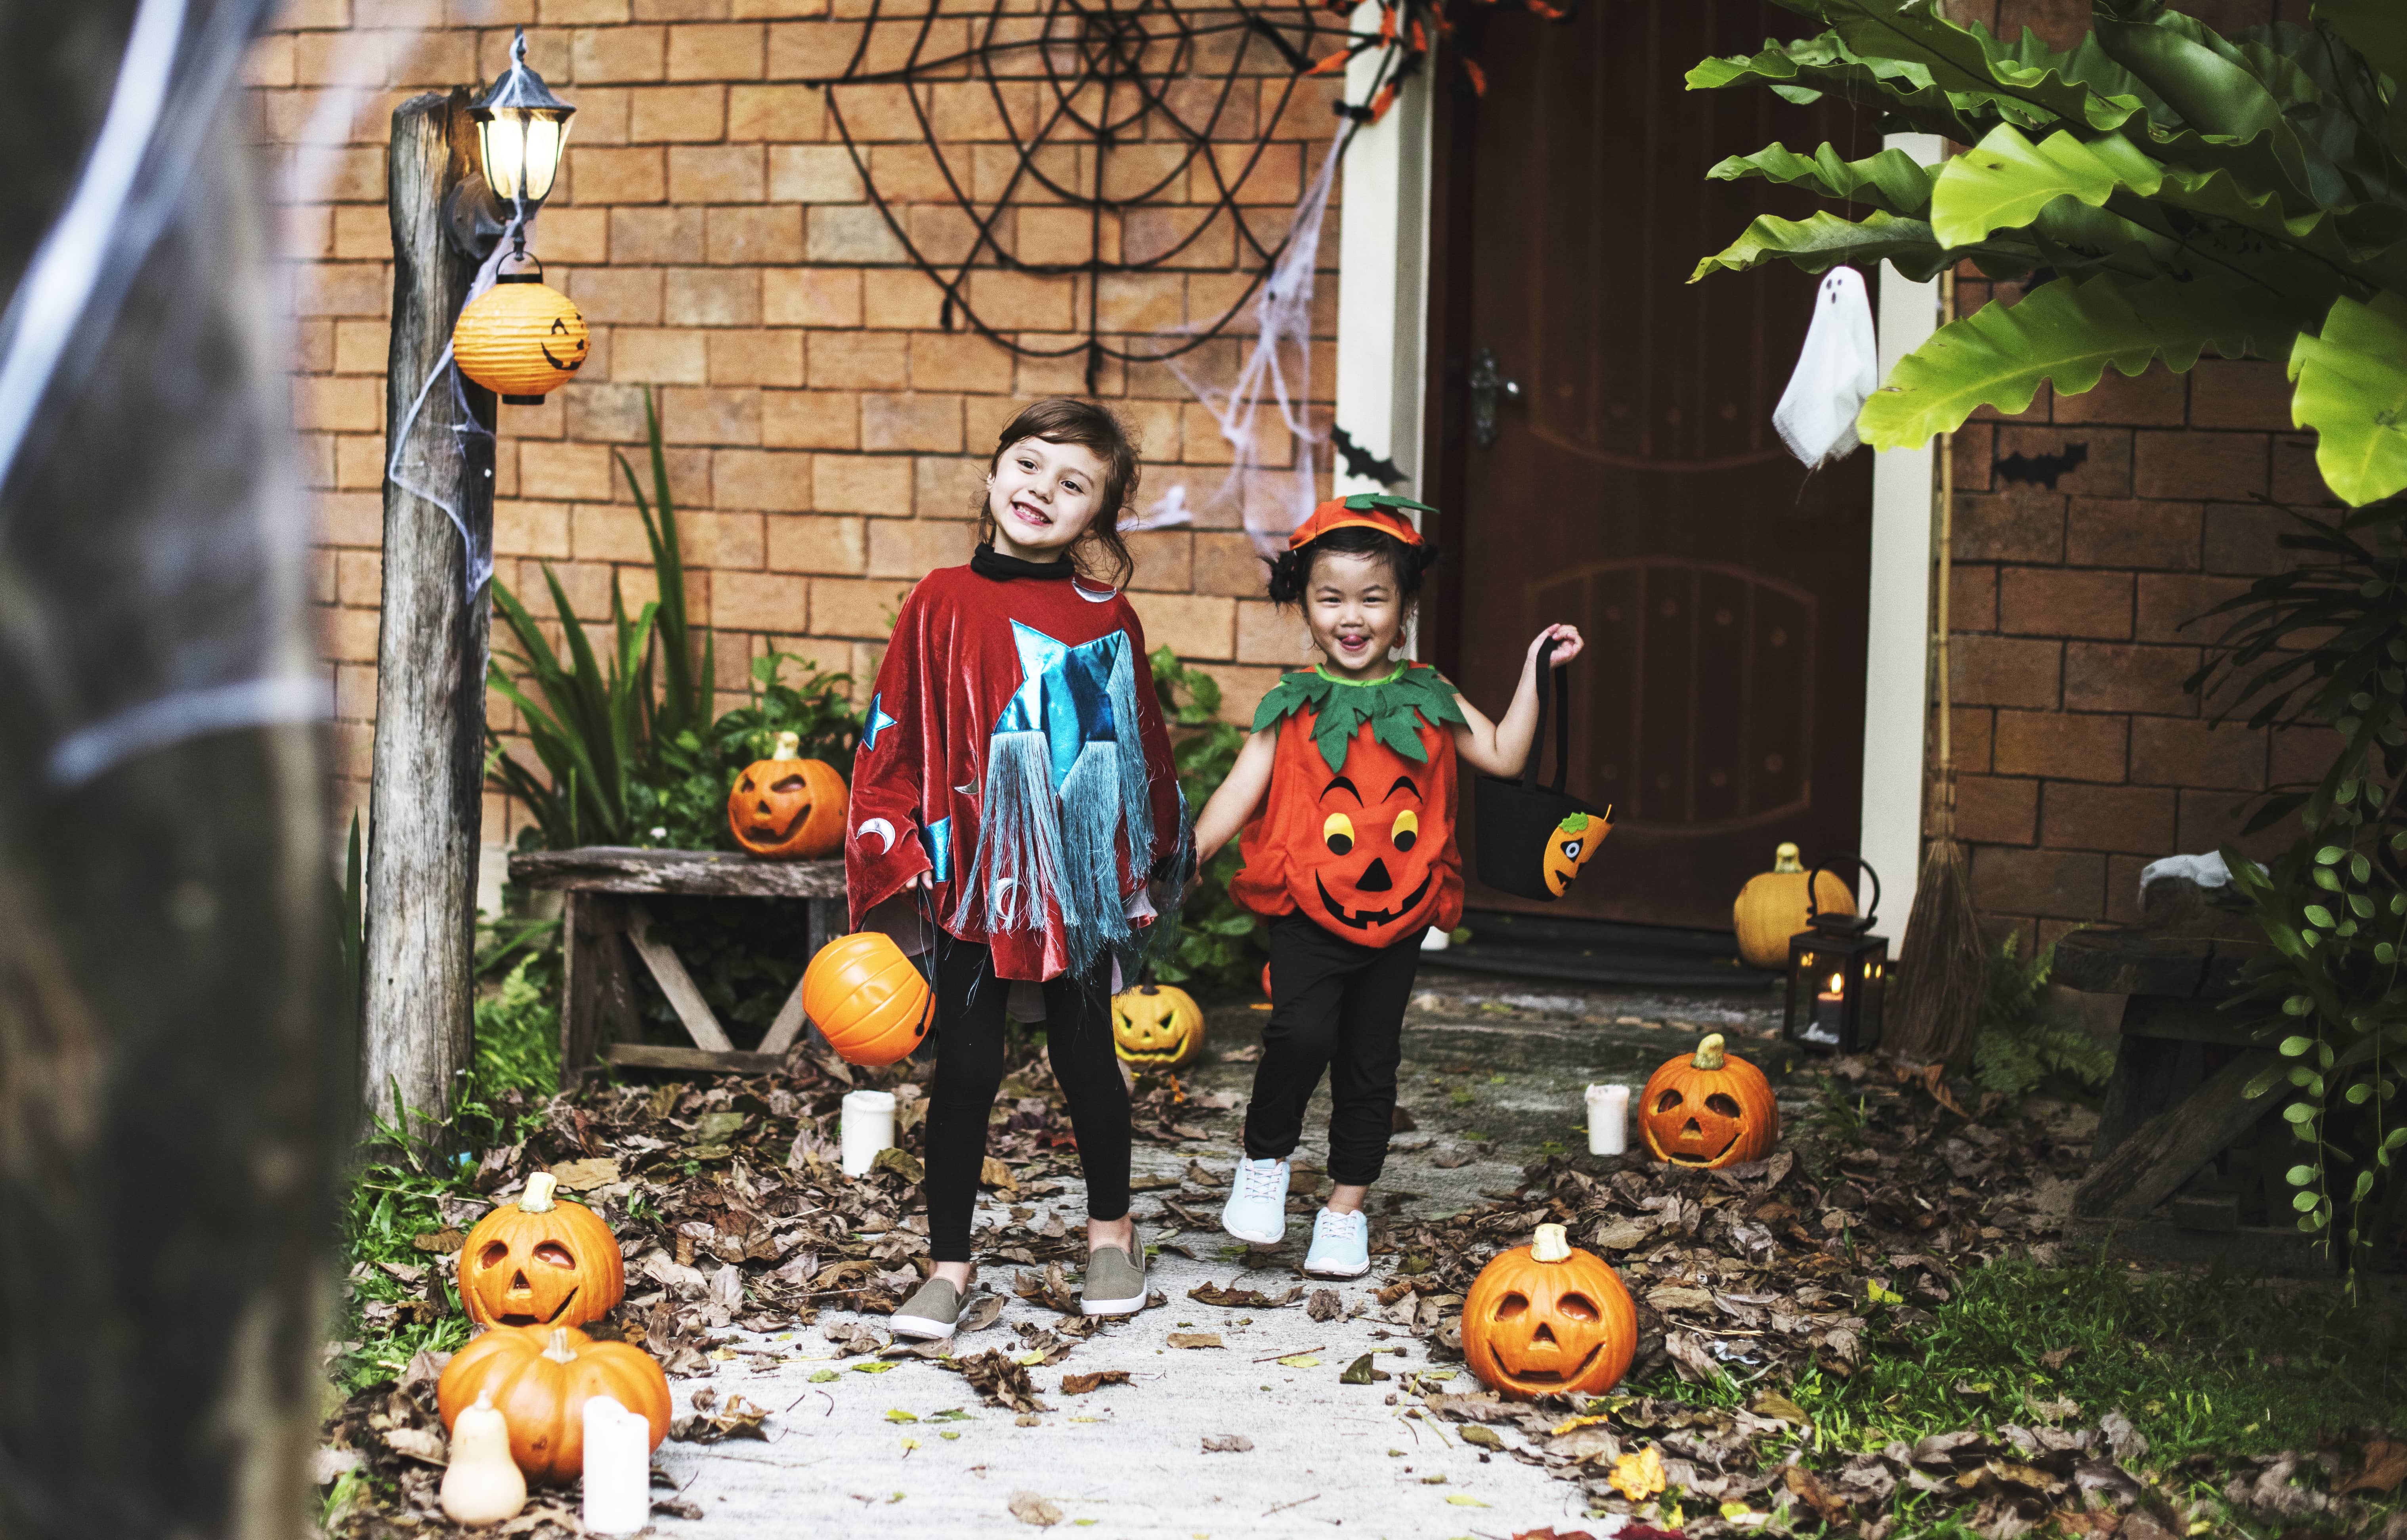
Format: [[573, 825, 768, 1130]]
[[1431, 0, 1878, 933]]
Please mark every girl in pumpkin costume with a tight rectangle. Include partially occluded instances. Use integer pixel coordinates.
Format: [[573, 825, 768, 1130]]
[[1190, 497, 1583, 1277], [846, 400, 1187, 1337]]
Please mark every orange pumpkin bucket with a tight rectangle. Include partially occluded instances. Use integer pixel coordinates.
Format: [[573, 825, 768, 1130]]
[[804, 930, 935, 1067]]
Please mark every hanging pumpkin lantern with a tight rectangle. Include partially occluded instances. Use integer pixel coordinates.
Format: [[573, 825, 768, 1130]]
[[803, 931, 934, 1066], [1110, 983, 1205, 1069], [457, 1172, 625, 1329], [437, 1326, 671, 1487], [453, 268, 589, 405], [728, 731, 848, 859], [1637, 1034, 1780, 1169], [1732, 842, 1854, 969], [1461, 1223, 1637, 1400]]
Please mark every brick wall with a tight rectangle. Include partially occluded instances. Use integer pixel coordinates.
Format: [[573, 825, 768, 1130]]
[[251, 0, 1342, 840], [1943, 0, 2329, 946]]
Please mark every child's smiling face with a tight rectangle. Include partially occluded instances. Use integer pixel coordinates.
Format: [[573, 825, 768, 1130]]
[[1302, 549, 1408, 679], [986, 435, 1112, 561]]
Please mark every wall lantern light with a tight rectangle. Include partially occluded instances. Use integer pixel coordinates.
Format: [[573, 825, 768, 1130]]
[[447, 30, 575, 259], [1782, 857, 1887, 1055]]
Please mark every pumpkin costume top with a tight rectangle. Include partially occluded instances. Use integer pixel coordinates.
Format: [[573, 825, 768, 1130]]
[[846, 546, 1185, 983], [1229, 660, 1468, 948]]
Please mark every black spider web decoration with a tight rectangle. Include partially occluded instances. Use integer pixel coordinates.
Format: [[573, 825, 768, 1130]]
[[800, 0, 1408, 391]]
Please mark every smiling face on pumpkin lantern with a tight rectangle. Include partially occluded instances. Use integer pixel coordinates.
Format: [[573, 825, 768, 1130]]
[[1461, 1224, 1636, 1400], [1305, 761, 1441, 947], [1637, 1034, 1780, 1169], [457, 1173, 625, 1329], [727, 733, 847, 859]]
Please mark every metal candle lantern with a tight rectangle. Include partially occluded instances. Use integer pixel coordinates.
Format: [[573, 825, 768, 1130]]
[[1782, 858, 1886, 1053]]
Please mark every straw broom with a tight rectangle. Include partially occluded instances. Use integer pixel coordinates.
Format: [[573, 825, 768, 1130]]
[[1885, 268, 1988, 1070]]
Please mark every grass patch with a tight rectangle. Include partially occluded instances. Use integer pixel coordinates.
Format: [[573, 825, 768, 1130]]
[[332, 954, 562, 1394], [1640, 1253, 2405, 1461]]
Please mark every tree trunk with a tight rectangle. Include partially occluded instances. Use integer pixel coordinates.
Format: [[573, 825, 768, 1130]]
[[0, 4, 335, 1536], [362, 90, 497, 1137]]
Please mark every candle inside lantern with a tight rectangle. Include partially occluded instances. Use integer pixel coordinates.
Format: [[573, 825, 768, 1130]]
[[1808, 970, 1845, 1046], [579, 1395, 650, 1535], [840, 1088, 897, 1177], [1584, 1084, 1629, 1155]]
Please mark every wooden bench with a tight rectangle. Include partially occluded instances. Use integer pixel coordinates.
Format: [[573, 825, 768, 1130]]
[[508, 846, 844, 1084], [2052, 877, 2321, 1271]]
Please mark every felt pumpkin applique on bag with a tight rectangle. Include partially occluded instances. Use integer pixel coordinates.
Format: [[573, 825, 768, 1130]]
[[1230, 661, 1468, 948], [1471, 635, 1610, 902]]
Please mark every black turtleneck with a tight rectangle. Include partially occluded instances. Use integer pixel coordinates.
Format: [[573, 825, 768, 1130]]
[[970, 542, 1075, 581]]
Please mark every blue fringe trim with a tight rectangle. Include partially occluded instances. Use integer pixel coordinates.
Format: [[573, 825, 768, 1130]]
[[1058, 740, 1134, 976], [970, 729, 1068, 937], [1107, 641, 1154, 880]]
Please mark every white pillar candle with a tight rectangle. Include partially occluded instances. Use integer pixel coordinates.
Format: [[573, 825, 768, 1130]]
[[580, 1395, 650, 1536], [840, 1088, 897, 1177], [1584, 1084, 1629, 1156]]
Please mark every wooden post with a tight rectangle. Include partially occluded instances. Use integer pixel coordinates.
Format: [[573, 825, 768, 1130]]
[[362, 90, 497, 1135], [0, 6, 335, 1533]]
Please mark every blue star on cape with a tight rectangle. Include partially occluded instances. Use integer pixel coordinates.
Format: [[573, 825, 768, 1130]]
[[991, 621, 1129, 786], [862, 691, 899, 752]]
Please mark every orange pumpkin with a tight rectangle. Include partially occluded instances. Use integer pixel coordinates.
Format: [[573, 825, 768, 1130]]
[[1732, 842, 1854, 969], [1461, 1223, 1637, 1400], [457, 1172, 624, 1329], [804, 930, 934, 1066], [1542, 811, 1608, 897], [437, 1326, 672, 1486], [1638, 1034, 1780, 1169], [729, 731, 848, 859], [452, 274, 589, 403], [1111, 984, 1205, 1068]]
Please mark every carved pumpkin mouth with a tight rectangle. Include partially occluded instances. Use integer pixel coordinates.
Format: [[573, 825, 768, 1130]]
[[747, 803, 815, 845], [1662, 1119, 1742, 1168], [1494, 1342, 1604, 1387], [1119, 1046, 1190, 1064], [1316, 871, 1432, 930], [495, 1285, 579, 1329]]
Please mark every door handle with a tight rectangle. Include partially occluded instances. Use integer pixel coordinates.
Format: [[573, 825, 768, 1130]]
[[1468, 346, 1523, 449]]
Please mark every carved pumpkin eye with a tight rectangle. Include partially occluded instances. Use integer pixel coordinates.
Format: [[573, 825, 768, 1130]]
[[1557, 1292, 1601, 1323], [535, 1241, 577, 1268], [737, 775, 755, 793], [1706, 1093, 1742, 1118], [771, 775, 806, 792], [1323, 812, 1355, 855], [1656, 1089, 1685, 1114], [1393, 809, 1419, 850], [480, 1242, 509, 1269], [1495, 1292, 1530, 1321]]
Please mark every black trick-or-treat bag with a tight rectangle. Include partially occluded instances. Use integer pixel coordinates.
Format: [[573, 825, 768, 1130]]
[[1473, 639, 1611, 902]]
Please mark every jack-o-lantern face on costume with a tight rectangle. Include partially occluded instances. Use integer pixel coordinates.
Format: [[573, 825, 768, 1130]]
[[457, 1173, 626, 1329], [728, 732, 848, 859], [1461, 1224, 1637, 1400], [1638, 1034, 1781, 1169], [1542, 811, 1607, 897], [1309, 764, 1438, 942]]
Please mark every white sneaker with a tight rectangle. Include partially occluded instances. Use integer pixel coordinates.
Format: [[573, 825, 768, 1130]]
[[1221, 1156, 1290, 1244], [1303, 1208, 1370, 1278]]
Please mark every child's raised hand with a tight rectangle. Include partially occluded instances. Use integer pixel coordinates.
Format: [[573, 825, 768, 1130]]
[[1526, 623, 1584, 669]]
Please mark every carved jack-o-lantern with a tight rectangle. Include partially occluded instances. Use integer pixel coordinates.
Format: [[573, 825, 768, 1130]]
[[457, 1172, 625, 1329], [1111, 984, 1205, 1069], [1638, 1034, 1781, 1169], [1542, 811, 1607, 897], [728, 731, 848, 859], [1461, 1223, 1637, 1400]]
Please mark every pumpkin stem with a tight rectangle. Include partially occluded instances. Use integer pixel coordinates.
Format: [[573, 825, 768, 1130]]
[[772, 730, 800, 759], [1693, 1033, 1728, 1071], [520, 1171, 558, 1213], [1773, 842, 1802, 874], [1530, 1223, 1572, 1263], [543, 1328, 578, 1365]]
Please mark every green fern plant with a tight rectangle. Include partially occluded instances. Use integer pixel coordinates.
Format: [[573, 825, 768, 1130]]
[[1971, 931, 2115, 1097]]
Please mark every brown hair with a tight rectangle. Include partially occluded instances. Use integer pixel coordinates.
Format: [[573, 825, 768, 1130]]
[[971, 398, 1140, 590]]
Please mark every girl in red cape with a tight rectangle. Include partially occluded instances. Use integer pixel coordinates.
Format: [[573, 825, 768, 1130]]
[[847, 400, 1187, 1338], [1190, 497, 1584, 1278]]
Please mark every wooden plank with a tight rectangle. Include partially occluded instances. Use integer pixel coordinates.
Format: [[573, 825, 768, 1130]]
[[360, 89, 495, 1135], [2075, 1050, 2284, 1219], [2052, 930, 2216, 998], [561, 893, 638, 1088], [2063, 1216, 2332, 1277], [603, 1043, 787, 1076], [509, 846, 846, 898], [757, 977, 812, 1057], [623, 902, 735, 1051], [2118, 993, 2269, 1047]]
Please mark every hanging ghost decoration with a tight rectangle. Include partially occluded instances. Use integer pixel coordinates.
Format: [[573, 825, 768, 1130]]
[[1772, 266, 1880, 470]]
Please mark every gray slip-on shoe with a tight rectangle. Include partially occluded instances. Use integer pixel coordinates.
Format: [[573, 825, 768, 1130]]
[[890, 1276, 963, 1340], [1081, 1241, 1147, 1317]]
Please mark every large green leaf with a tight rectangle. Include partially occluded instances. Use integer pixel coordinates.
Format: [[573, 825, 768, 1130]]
[[1856, 271, 2307, 450], [1929, 123, 2164, 244], [2311, 0, 2407, 82], [1687, 39, 2000, 143], [1822, 0, 2148, 131], [2288, 291, 2407, 506], [2095, 12, 2351, 209], [1691, 209, 1973, 282], [1707, 141, 1934, 216]]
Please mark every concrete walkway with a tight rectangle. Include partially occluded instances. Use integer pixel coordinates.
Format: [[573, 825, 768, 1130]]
[[652, 970, 1788, 1539]]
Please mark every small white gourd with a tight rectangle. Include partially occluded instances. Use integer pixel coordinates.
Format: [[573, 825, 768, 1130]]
[[439, 1389, 527, 1527]]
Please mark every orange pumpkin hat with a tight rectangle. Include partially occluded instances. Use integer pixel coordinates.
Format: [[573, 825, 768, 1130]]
[[1287, 492, 1434, 551]]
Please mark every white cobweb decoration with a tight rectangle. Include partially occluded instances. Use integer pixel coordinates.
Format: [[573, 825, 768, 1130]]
[[1137, 132, 1343, 556]]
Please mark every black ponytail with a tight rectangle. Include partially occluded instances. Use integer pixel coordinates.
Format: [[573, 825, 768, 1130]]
[[1267, 524, 1442, 610]]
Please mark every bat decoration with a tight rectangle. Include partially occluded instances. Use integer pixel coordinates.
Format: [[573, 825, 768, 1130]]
[[1330, 424, 1406, 487], [1996, 441, 2088, 490]]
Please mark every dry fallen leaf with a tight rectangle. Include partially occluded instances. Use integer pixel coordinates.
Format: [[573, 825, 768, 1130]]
[[2346, 1437, 2407, 1494], [981, 1156, 1019, 1191], [2039, 1345, 2082, 1371], [1201, 1434, 1254, 1453], [546, 1156, 621, 1191], [383, 1427, 447, 1466], [1060, 1370, 1131, 1395], [1167, 1332, 1224, 1349], [1007, 1490, 1062, 1527], [1608, 1444, 1667, 1500]]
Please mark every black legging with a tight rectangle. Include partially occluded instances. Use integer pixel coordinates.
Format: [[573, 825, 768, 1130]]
[[922, 939, 1132, 1263], [1242, 913, 1423, 1187]]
